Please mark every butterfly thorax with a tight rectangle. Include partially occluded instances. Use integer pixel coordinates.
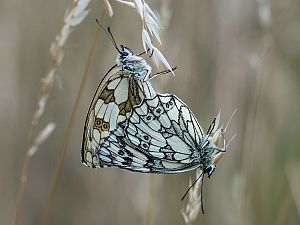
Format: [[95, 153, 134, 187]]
[[116, 46, 151, 80], [196, 135, 219, 176]]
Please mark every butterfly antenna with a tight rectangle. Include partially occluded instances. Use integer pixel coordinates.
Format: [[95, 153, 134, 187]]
[[137, 48, 151, 56], [95, 19, 121, 54], [207, 117, 216, 135], [147, 49, 154, 59], [181, 170, 204, 201], [200, 173, 205, 214], [181, 172, 206, 214]]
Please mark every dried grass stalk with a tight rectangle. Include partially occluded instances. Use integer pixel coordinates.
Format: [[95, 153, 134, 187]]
[[181, 169, 204, 225], [286, 164, 300, 216], [113, 0, 174, 75], [39, 5, 106, 225], [12, 1, 92, 225]]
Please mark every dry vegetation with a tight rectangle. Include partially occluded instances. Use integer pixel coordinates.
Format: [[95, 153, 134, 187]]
[[1, 0, 300, 225]]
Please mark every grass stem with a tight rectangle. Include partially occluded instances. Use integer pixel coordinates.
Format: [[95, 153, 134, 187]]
[[39, 7, 106, 225]]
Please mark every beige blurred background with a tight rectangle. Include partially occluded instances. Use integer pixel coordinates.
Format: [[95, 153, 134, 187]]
[[1, 0, 300, 225]]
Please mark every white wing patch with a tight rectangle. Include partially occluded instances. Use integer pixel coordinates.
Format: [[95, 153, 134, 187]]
[[113, 77, 129, 104]]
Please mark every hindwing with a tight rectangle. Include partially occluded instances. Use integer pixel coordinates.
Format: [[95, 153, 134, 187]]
[[97, 94, 206, 173]]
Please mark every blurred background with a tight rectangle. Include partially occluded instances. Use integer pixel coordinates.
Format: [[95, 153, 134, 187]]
[[1, 0, 300, 225]]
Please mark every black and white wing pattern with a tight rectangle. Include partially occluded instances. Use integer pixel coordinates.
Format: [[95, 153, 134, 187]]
[[82, 46, 156, 168], [98, 94, 223, 173]]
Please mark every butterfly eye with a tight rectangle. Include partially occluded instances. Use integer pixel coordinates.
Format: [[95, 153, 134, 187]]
[[204, 165, 216, 178], [122, 51, 129, 57], [120, 45, 130, 57]]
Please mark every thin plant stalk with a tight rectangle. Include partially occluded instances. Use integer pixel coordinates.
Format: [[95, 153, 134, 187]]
[[39, 7, 106, 225], [237, 2, 273, 222], [143, 175, 156, 225], [12, 148, 31, 225], [11, 1, 91, 224], [12, 37, 56, 225]]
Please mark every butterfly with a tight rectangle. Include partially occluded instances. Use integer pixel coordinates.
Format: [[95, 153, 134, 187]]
[[97, 93, 227, 176], [81, 26, 158, 168]]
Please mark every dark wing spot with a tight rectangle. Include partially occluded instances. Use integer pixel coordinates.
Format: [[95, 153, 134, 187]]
[[146, 115, 152, 121], [122, 157, 133, 165], [164, 152, 175, 160], [102, 122, 110, 131], [94, 118, 103, 129], [125, 149, 134, 157], [99, 88, 116, 104], [118, 150, 125, 156], [118, 78, 142, 116], [142, 143, 149, 149]]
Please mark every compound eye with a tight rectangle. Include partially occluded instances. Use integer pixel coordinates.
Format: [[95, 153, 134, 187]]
[[204, 165, 216, 178], [122, 51, 128, 57], [120, 45, 129, 56]]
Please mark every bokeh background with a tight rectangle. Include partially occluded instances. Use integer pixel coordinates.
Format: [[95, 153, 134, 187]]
[[1, 0, 300, 225]]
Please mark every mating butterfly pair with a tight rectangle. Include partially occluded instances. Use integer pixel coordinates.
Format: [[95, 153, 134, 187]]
[[82, 42, 228, 178], [80, 22, 236, 214], [81, 30, 233, 213]]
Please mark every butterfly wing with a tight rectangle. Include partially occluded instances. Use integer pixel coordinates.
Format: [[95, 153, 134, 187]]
[[98, 93, 205, 173], [82, 65, 156, 168]]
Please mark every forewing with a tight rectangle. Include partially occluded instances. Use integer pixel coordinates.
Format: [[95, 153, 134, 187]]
[[82, 66, 156, 168]]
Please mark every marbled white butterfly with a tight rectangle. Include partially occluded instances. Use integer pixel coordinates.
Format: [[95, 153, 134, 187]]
[[81, 26, 157, 168]]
